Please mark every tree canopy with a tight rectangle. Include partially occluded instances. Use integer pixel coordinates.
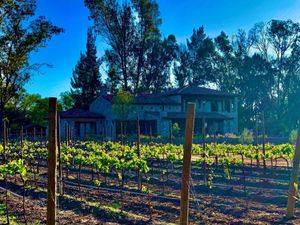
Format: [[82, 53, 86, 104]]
[[0, 0, 62, 129], [70, 27, 102, 109]]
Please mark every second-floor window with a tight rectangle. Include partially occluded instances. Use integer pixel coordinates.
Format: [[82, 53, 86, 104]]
[[211, 101, 218, 112], [225, 100, 230, 112]]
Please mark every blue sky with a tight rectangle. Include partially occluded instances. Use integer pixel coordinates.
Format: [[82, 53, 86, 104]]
[[26, 0, 300, 97]]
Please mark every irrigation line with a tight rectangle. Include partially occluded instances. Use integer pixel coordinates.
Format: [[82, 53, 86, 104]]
[[64, 178, 289, 199], [64, 180, 181, 202], [195, 172, 291, 184], [0, 186, 24, 199], [38, 172, 291, 198]]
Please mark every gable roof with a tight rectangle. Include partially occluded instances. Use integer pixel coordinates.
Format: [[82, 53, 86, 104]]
[[162, 85, 236, 97], [97, 85, 235, 106], [60, 108, 104, 119], [134, 93, 180, 105]]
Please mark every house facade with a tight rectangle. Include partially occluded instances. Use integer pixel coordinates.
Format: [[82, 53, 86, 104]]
[[59, 108, 105, 138], [88, 85, 238, 139], [60, 86, 238, 139]]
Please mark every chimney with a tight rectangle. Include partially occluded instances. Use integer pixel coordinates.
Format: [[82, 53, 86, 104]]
[[100, 85, 108, 96]]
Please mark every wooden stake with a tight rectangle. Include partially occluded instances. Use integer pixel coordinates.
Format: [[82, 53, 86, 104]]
[[169, 122, 173, 144], [47, 98, 57, 225], [120, 121, 123, 145], [149, 124, 152, 142], [57, 115, 63, 195], [111, 124, 113, 142], [262, 112, 266, 171], [6, 127, 9, 144], [180, 103, 196, 225], [33, 127, 36, 141], [20, 126, 23, 159], [202, 116, 207, 185], [69, 126, 72, 145], [65, 123, 68, 146], [3, 120, 6, 163], [255, 114, 259, 167], [137, 117, 142, 190], [287, 126, 300, 217]]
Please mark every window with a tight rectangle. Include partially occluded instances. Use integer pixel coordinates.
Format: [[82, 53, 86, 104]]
[[211, 101, 218, 112], [197, 100, 201, 109], [225, 100, 230, 112], [231, 101, 235, 112]]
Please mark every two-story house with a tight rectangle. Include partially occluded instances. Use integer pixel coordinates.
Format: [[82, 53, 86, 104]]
[[85, 85, 238, 139]]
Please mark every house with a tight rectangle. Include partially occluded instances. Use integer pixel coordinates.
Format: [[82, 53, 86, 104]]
[[60, 86, 238, 139], [89, 85, 238, 139], [59, 108, 105, 138]]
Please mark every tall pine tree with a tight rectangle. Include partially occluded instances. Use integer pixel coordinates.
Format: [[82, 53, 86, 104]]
[[71, 27, 102, 109]]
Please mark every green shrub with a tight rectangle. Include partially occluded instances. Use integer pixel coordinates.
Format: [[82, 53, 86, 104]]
[[172, 123, 180, 137], [289, 129, 298, 144], [239, 128, 253, 144]]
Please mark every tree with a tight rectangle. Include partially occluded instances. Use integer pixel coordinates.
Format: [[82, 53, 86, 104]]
[[173, 45, 192, 87], [0, 0, 62, 133], [18, 93, 63, 126], [237, 54, 274, 131], [85, 0, 135, 92], [85, 0, 175, 93], [186, 26, 216, 85], [112, 90, 134, 121], [141, 34, 178, 92], [70, 27, 102, 109], [214, 31, 238, 93], [59, 91, 74, 111]]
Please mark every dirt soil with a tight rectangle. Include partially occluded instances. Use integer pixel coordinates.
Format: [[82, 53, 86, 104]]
[[1, 159, 300, 224]]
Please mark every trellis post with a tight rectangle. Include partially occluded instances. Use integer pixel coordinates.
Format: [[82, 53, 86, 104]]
[[180, 103, 196, 225], [47, 97, 57, 225], [287, 126, 300, 217]]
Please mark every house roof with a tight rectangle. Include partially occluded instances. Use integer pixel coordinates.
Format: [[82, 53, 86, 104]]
[[164, 112, 233, 120], [98, 85, 235, 106], [60, 108, 104, 119], [162, 85, 236, 97], [134, 93, 180, 105]]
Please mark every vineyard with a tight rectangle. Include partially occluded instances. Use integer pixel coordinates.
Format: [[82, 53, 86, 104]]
[[0, 136, 300, 224]]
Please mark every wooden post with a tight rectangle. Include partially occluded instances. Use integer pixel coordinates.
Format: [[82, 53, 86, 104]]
[[33, 127, 36, 141], [202, 116, 207, 185], [149, 124, 152, 142], [47, 97, 57, 225], [57, 115, 63, 195], [137, 117, 142, 190], [111, 124, 114, 142], [180, 103, 196, 225], [69, 127, 72, 145], [6, 127, 9, 144], [169, 122, 173, 144], [262, 112, 266, 171], [255, 114, 259, 167], [65, 123, 68, 146], [20, 126, 24, 159], [3, 120, 6, 163], [287, 126, 300, 217], [120, 121, 123, 145]]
